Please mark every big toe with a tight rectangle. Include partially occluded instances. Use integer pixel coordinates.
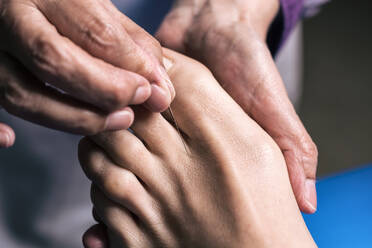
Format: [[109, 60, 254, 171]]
[[82, 224, 108, 248]]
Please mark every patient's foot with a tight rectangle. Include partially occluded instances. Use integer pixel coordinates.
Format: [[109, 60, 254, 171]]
[[79, 49, 316, 248]]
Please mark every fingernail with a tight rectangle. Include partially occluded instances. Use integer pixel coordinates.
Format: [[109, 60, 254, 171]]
[[145, 84, 170, 112], [131, 85, 151, 105], [165, 79, 175, 100], [158, 64, 176, 100], [105, 108, 134, 131], [305, 179, 317, 212]]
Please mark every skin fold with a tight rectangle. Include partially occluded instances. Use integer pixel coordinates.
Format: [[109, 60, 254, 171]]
[[79, 49, 317, 248], [0, 0, 175, 144], [0, 0, 317, 214]]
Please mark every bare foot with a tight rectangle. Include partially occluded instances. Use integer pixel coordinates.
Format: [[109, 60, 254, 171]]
[[156, 0, 318, 213], [79, 49, 316, 248]]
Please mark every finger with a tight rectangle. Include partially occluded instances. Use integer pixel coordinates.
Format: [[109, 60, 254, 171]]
[[0, 122, 15, 148], [88, 131, 159, 183], [130, 106, 185, 157], [116, 10, 176, 111], [0, 54, 133, 134], [252, 93, 318, 214], [107, 5, 176, 105], [78, 137, 157, 222], [281, 134, 318, 214], [2, 3, 150, 112], [83, 224, 109, 248], [36, 0, 174, 111], [227, 48, 318, 214], [120, 15, 176, 112], [91, 185, 149, 248]]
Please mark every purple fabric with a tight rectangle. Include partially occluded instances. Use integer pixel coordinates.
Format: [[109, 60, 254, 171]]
[[267, 0, 305, 55], [280, 0, 305, 48], [267, 0, 328, 55]]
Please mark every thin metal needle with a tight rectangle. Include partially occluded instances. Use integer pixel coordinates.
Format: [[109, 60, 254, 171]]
[[167, 107, 188, 153]]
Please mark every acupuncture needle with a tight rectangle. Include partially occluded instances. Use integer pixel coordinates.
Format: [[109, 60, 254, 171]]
[[167, 106, 189, 153]]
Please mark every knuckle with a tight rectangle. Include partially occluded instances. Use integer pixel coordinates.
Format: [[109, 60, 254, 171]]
[[123, 46, 153, 77], [302, 139, 318, 174], [0, 79, 29, 115], [83, 18, 119, 51], [30, 34, 67, 74], [304, 140, 318, 160], [135, 55, 153, 76], [109, 82, 132, 108], [72, 110, 106, 135]]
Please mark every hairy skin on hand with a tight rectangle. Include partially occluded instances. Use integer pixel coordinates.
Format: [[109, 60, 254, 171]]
[[0, 0, 176, 147]]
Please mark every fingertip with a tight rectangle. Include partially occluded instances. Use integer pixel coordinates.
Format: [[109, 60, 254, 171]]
[[144, 84, 172, 112], [304, 179, 317, 213], [130, 84, 152, 105], [104, 107, 134, 131], [305, 179, 317, 213], [157, 62, 176, 100], [83, 224, 108, 248], [302, 202, 317, 214], [166, 79, 176, 101]]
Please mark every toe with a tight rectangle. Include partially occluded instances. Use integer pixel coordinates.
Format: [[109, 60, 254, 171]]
[[91, 185, 149, 248], [78, 137, 155, 220], [130, 106, 187, 157], [83, 224, 108, 248]]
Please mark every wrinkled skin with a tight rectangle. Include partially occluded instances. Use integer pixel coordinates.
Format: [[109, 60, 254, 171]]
[[0, 0, 317, 213], [156, 0, 318, 213], [79, 49, 317, 248], [0, 0, 175, 146]]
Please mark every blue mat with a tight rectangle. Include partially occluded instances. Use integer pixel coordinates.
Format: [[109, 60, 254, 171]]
[[303, 165, 372, 247]]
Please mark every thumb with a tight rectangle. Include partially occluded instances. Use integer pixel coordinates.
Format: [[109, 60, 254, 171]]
[[0, 122, 15, 148], [156, 0, 202, 51], [196, 33, 318, 213]]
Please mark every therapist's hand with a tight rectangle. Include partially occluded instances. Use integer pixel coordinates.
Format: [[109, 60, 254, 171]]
[[0, 0, 175, 145], [157, 0, 318, 213]]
